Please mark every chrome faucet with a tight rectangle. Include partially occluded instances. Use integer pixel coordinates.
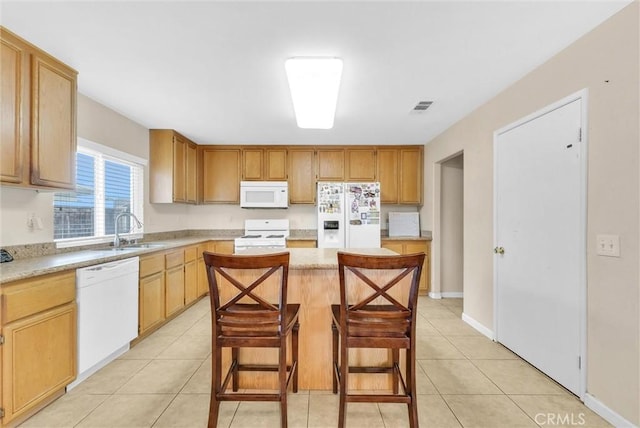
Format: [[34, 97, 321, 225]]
[[113, 212, 143, 248]]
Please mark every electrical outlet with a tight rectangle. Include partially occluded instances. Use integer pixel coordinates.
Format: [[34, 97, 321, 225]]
[[596, 234, 620, 257]]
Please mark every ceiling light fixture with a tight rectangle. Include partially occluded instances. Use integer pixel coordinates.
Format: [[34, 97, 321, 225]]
[[285, 57, 343, 129]]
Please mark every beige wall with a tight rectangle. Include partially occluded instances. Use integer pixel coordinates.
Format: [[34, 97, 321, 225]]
[[0, 93, 419, 245], [0, 94, 189, 245], [0, 187, 55, 245], [440, 155, 464, 294], [185, 203, 417, 231], [78, 94, 191, 234], [422, 3, 639, 424], [77, 94, 148, 160]]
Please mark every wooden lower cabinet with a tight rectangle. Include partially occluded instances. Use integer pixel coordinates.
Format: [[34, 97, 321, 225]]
[[138, 241, 234, 338], [197, 240, 234, 298], [212, 240, 234, 254], [286, 239, 317, 248], [380, 241, 403, 254], [165, 265, 185, 317], [164, 250, 185, 317], [139, 253, 166, 335], [382, 239, 431, 294], [184, 246, 198, 305], [139, 271, 165, 334], [0, 271, 77, 426], [2, 303, 76, 424], [196, 242, 212, 298]]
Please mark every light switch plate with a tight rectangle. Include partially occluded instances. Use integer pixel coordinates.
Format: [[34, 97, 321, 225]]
[[596, 234, 620, 257]]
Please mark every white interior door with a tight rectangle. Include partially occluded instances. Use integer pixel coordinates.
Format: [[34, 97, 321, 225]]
[[495, 95, 585, 396]]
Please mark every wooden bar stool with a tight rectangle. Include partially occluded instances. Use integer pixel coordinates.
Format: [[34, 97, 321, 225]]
[[331, 251, 425, 428], [203, 251, 300, 428]]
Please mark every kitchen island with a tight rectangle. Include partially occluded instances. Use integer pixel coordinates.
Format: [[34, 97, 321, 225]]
[[219, 247, 411, 391]]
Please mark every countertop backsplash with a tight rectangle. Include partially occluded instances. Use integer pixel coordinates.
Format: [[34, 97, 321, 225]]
[[1, 229, 241, 261], [1, 228, 431, 261]]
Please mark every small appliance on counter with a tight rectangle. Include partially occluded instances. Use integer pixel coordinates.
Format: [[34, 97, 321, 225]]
[[388, 212, 420, 237], [0, 249, 14, 262]]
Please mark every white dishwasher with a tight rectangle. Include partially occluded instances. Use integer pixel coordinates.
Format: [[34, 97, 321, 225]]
[[68, 256, 139, 390]]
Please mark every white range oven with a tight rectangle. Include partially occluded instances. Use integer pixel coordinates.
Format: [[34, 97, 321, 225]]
[[234, 219, 290, 252]]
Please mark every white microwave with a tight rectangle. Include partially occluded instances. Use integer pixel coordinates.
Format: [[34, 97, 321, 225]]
[[240, 181, 289, 209]]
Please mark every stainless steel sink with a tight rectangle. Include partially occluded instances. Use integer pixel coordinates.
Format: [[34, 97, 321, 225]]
[[91, 243, 166, 252], [91, 247, 137, 252], [121, 243, 166, 249]]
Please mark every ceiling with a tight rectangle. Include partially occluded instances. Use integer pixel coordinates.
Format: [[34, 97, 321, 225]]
[[1, 1, 632, 146]]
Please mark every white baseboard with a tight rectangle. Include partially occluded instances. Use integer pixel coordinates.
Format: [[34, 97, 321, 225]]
[[428, 291, 442, 299], [441, 292, 463, 298], [584, 393, 637, 428], [461, 312, 495, 340]]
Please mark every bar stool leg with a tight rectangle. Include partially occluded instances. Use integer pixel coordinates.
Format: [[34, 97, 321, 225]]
[[279, 342, 288, 428], [392, 349, 400, 395], [338, 337, 348, 428], [232, 347, 239, 392], [292, 322, 299, 393], [332, 321, 339, 394], [208, 347, 222, 428], [407, 345, 418, 428]]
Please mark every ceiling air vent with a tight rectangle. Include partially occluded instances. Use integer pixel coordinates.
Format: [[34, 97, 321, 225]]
[[411, 100, 433, 114]]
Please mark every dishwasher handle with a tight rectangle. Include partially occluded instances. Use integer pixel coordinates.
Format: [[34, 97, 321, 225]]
[[77, 257, 139, 287], [80, 257, 139, 272]]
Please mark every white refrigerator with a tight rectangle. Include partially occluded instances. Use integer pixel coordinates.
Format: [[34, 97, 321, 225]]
[[317, 182, 381, 248]]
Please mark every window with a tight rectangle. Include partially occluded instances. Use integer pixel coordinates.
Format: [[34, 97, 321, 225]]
[[54, 140, 144, 246]]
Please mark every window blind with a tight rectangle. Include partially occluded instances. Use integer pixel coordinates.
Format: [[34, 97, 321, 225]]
[[54, 147, 144, 243]]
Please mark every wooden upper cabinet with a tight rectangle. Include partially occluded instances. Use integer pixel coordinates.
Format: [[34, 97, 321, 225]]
[[345, 148, 376, 182], [30, 54, 77, 189], [201, 147, 241, 203], [399, 147, 423, 205], [242, 147, 287, 181], [288, 148, 316, 204], [242, 148, 263, 181], [172, 135, 186, 202], [265, 148, 287, 180], [149, 129, 197, 204], [186, 142, 197, 203], [0, 27, 77, 190], [316, 148, 344, 181], [0, 30, 27, 184], [147, 138, 421, 206], [376, 148, 399, 204]]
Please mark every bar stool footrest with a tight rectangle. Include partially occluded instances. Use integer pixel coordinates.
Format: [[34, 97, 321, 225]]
[[346, 394, 412, 404]]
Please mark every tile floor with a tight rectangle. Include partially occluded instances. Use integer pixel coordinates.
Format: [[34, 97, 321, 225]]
[[20, 297, 611, 428]]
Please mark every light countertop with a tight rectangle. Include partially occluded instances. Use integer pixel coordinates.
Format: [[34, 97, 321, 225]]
[[0, 239, 402, 284], [0, 236, 213, 284], [236, 247, 399, 270], [0, 229, 430, 284]]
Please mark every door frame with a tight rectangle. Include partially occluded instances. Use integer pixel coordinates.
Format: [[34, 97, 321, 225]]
[[431, 150, 464, 300], [492, 88, 588, 399]]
